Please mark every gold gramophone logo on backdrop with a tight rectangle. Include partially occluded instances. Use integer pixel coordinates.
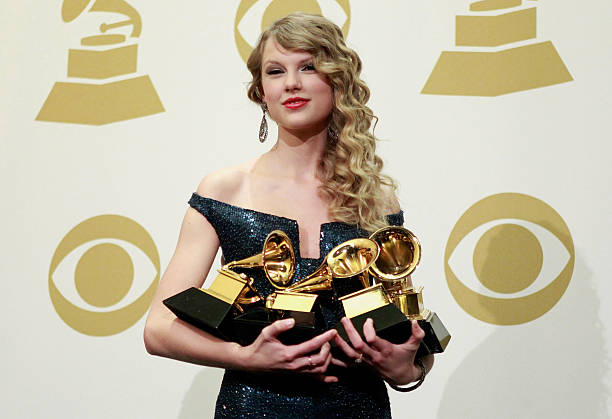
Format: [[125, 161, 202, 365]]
[[234, 0, 351, 63], [36, 0, 164, 125], [49, 215, 159, 336], [445, 193, 574, 325], [422, 0, 573, 96]]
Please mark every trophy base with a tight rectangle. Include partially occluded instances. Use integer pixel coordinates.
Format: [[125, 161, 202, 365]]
[[335, 305, 451, 357], [335, 303, 412, 345], [36, 75, 164, 125], [163, 287, 234, 341], [232, 307, 323, 346], [418, 311, 451, 355]]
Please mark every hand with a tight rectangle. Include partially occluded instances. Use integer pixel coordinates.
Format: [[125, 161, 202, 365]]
[[333, 317, 426, 385], [241, 318, 339, 383]]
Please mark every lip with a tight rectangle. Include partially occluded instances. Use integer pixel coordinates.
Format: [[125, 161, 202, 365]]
[[282, 97, 310, 109]]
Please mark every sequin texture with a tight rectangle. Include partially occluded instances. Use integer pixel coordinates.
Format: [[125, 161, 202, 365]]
[[188, 193, 404, 418]]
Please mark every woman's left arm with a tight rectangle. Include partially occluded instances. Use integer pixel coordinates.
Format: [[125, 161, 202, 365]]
[[333, 317, 434, 386]]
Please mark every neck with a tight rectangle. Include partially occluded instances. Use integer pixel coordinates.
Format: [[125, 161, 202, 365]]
[[265, 125, 329, 180]]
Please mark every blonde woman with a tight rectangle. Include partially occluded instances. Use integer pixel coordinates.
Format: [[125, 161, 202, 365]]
[[144, 13, 433, 418]]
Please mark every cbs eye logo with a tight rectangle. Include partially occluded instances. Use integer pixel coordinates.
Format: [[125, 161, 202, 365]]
[[49, 215, 159, 336], [445, 193, 574, 325], [234, 0, 351, 63]]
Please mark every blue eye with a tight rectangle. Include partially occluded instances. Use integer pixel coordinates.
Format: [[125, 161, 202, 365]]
[[266, 68, 283, 75], [301, 64, 316, 71]]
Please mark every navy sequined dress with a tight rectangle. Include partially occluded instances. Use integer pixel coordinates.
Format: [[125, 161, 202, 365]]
[[188, 193, 404, 419]]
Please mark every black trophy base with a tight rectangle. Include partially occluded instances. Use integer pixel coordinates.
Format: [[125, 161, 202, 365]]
[[232, 307, 323, 346], [163, 287, 234, 341], [335, 305, 451, 358], [335, 303, 412, 346], [419, 311, 451, 355]]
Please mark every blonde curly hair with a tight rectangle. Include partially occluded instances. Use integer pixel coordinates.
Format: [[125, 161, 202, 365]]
[[247, 13, 396, 231]]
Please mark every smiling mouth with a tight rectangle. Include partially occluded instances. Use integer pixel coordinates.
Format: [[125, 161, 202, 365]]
[[283, 98, 310, 109]]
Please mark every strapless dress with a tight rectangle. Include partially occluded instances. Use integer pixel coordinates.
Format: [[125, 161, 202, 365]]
[[189, 193, 404, 418]]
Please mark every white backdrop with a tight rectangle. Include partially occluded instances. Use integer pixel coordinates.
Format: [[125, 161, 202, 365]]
[[2, 0, 611, 418]]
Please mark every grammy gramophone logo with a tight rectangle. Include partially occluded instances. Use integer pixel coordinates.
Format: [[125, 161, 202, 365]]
[[36, 0, 164, 125], [234, 0, 351, 63], [422, 0, 573, 96]]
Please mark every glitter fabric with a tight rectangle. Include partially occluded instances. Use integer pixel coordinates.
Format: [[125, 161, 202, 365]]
[[188, 193, 404, 419]]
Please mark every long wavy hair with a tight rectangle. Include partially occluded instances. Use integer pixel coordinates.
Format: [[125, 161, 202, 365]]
[[247, 13, 396, 231]]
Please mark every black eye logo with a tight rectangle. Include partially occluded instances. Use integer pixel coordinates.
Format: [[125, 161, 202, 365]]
[[445, 193, 574, 325], [234, 0, 351, 63], [49, 215, 159, 336]]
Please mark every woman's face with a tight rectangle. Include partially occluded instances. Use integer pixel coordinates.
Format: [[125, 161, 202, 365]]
[[260, 39, 333, 135]]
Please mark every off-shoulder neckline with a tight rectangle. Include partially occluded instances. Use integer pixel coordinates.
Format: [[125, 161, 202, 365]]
[[190, 192, 403, 227], [190, 192, 402, 260]]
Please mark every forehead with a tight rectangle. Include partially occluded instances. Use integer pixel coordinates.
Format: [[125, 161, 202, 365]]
[[261, 39, 313, 65]]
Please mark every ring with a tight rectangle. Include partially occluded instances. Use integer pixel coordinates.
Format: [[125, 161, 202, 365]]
[[308, 356, 314, 367], [354, 353, 363, 364]]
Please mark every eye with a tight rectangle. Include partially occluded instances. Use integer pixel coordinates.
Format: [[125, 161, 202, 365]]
[[265, 67, 284, 75], [49, 215, 160, 336], [444, 193, 574, 325], [301, 63, 316, 72]]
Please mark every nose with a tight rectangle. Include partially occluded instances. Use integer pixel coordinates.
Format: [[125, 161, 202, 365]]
[[284, 69, 302, 92]]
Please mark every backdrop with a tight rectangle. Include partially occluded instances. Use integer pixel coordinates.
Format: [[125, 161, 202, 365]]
[[2, 0, 611, 418]]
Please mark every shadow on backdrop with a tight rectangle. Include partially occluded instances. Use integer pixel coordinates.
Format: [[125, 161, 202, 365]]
[[178, 368, 224, 419], [438, 253, 609, 418]]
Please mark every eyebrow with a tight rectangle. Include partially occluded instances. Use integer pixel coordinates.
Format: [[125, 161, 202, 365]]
[[263, 57, 314, 67]]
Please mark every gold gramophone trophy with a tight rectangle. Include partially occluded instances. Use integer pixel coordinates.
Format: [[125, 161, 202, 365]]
[[163, 230, 292, 341], [367, 226, 451, 355], [36, 0, 164, 125], [233, 237, 381, 345]]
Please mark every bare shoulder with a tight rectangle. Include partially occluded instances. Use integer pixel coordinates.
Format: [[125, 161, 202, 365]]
[[195, 161, 253, 203], [381, 184, 401, 214]]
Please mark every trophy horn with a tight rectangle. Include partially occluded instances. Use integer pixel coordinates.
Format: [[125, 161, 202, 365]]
[[368, 226, 422, 316], [368, 226, 421, 282], [224, 230, 296, 289], [285, 237, 380, 294]]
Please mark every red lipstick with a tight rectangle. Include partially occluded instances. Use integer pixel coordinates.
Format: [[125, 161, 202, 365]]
[[282, 97, 309, 109]]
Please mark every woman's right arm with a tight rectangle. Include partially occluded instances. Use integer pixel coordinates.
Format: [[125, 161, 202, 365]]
[[143, 185, 336, 376], [143, 205, 247, 368]]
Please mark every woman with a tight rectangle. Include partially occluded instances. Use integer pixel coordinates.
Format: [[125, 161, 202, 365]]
[[144, 13, 433, 418]]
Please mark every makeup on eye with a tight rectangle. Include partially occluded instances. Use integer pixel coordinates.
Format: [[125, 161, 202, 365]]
[[264, 62, 317, 76]]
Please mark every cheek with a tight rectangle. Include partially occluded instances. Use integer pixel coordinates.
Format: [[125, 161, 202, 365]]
[[261, 81, 280, 101]]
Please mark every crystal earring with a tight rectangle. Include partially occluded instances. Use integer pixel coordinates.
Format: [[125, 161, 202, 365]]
[[259, 103, 268, 143]]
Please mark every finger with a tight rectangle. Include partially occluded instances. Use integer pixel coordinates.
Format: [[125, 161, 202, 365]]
[[308, 342, 331, 368], [321, 345, 332, 370], [332, 332, 361, 360], [404, 320, 425, 347], [330, 356, 350, 368], [363, 318, 392, 353], [321, 375, 339, 383], [313, 374, 339, 383], [261, 318, 295, 340], [288, 329, 337, 358], [341, 317, 374, 359]]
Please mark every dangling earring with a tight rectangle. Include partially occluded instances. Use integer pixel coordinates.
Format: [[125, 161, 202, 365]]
[[259, 103, 268, 143], [328, 125, 339, 142]]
